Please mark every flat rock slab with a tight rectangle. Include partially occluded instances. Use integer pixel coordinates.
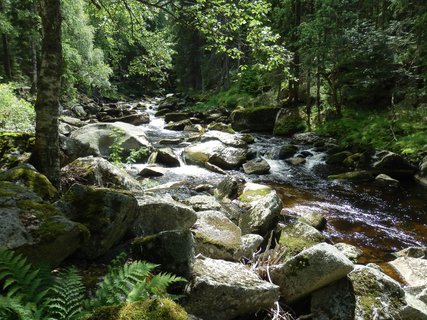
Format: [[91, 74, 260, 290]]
[[185, 258, 279, 320], [389, 257, 427, 287]]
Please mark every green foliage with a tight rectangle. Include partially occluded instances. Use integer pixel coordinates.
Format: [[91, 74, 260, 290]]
[[108, 128, 126, 165], [0, 248, 186, 320], [125, 148, 151, 164], [317, 106, 427, 161], [45, 267, 86, 320], [0, 83, 35, 131], [61, 0, 112, 102]]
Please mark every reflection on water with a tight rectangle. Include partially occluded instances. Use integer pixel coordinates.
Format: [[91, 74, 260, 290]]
[[137, 103, 427, 263]]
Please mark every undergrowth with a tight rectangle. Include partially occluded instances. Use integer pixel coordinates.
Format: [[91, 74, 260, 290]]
[[0, 248, 186, 320], [316, 106, 427, 161]]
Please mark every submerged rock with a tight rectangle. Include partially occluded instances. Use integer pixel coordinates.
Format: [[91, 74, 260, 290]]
[[185, 257, 279, 320]]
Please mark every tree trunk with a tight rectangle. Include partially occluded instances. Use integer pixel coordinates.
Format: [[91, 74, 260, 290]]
[[30, 36, 38, 94], [306, 71, 311, 130], [316, 67, 321, 122], [2, 33, 12, 80], [31, 0, 63, 188]]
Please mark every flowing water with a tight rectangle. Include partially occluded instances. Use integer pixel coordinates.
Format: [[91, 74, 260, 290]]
[[134, 100, 427, 263]]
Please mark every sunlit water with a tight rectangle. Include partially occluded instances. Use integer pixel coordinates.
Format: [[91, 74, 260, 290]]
[[133, 103, 427, 263]]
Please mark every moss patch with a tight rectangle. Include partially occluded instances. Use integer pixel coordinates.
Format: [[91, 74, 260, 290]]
[[239, 188, 271, 202]]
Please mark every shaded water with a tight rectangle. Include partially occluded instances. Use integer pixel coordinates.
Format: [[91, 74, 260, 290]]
[[135, 102, 427, 263]]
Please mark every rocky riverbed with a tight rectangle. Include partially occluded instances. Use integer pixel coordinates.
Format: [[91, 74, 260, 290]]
[[1, 94, 427, 319]]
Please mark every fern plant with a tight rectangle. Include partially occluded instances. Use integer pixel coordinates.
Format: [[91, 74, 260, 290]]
[[0, 248, 186, 320]]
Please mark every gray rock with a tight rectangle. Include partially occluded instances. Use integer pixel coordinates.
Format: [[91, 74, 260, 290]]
[[150, 147, 181, 167], [60, 115, 87, 127], [311, 278, 356, 320], [394, 246, 427, 259], [243, 159, 271, 175], [103, 112, 150, 125], [238, 183, 273, 203], [204, 162, 227, 175], [389, 257, 427, 287], [132, 194, 197, 236], [278, 144, 298, 159], [239, 190, 282, 236], [416, 157, 427, 186], [231, 107, 280, 133], [132, 230, 194, 278], [61, 156, 142, 192], [375, 173, 400, 188], [184, 195, 222, 212], [56, 183, 137, 259], [164, 119, 192, 131], [373, 150, 417, 178], [69, 122, 151, 158], [0, 181, 85, 266], [201, 130, 247, 148], [334, 243, 363, 261], [164, 112, 190, 123], [138, 166, 167, 178], [285, 157, 306, 165], [401, 292, 427, 320], [185, 257, 279, 320], [214, 176, 240, 201], [348, 265, 406, 319], [192, 210, 242, 261], [298, 212, 327, 230], [270, 243, 354, 303], [238, 234, 264, 258]]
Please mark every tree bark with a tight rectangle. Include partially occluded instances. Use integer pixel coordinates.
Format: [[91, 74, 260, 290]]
[[2, 33, 12, 80], [30, 36, 38, 94], [31, 0, 63, 188], [306, 71, 311, 130]]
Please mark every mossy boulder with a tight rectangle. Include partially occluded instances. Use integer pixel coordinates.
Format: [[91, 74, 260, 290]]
[[0, 132, 34, 170], [373, 150, 417, 179], [279, 221, 328, 259], [278, 144, 298, 159], [61, 156, 143, 192], [298, 212, 327, 231], [231, 106, 280, 133], [0, 165, 58, 200], [242, 159, 270, 175], [0, 181, 86, 266], [192, 210, 242, 261], [238, 183, 272, 203], [273, 108, 306, 136], [328, 170, 376, 182], [56, 183, 138, 259], [326, 151, 353, 166], [207, 122, 235, 134], [86, 298, 188, 320]]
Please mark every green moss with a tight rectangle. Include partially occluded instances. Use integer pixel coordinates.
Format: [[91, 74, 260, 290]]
[[36, 219, 67, 242], [119, 298, 188, 320], [85, 305, 122, 320], [0, 166, 58, 200], [328, 170, 375, 182], [273, 109, 306, 136], [17, 199, 61, 218], [239, 188, 271, 202]]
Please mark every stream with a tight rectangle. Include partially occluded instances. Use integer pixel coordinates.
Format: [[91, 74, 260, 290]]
[[131, 99, 427, 264]]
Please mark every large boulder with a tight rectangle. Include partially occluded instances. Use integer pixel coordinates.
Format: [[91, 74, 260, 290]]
[[183, 140, 247, 170], [0, 181, 86, 266], [231, 106, 280, 133], [61, 156, 143, 192], [238, 183, 273, 203], [185, 257, 279, 320], [239, 189, 282, 236], [148, 147, 181, 167], [0, 165, 58, 200], [270, 243, 354, 303], [69, 122, 151, 158], [164, 112, 191, 123], [103, 112, 150, 125], [0, 132, 34, 170], [184, 195, 223, 212], [273, 108, 305, 136], [192, 210, 242, 261], [214, 176, 240, 201], [373, 150, 417, 179], [56, 184, 137, 259], [132, 194, 197, 236], [416, 156, 427, 186], [132, 230, 195, 278], [201, 130, 247, 148]]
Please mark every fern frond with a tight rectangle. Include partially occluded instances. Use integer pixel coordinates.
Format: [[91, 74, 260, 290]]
[[0, 248, 49, 306], [89, 260, 158, 310], [146, 273, 187, 298], [0, 295, 37, 319], [44, 267, 85, 320]]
